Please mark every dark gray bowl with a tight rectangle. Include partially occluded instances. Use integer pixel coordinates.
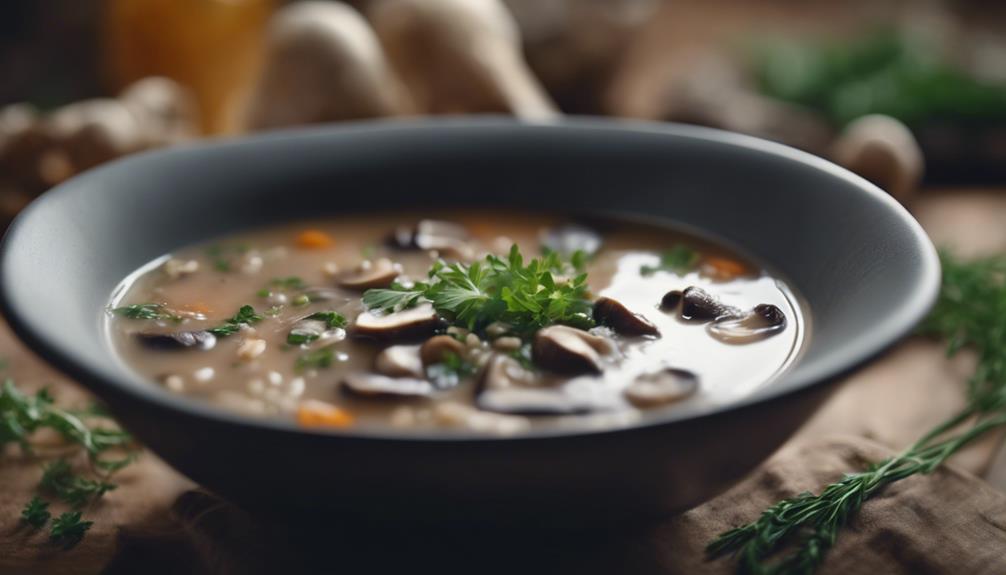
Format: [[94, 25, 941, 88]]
[[0, 118, 938, 524]]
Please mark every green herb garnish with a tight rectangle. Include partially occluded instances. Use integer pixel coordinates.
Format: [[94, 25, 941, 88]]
[[49, 511, 92, 544], [425, 352, 477, 389], [296, 348, 337, 371], [307, 311, 347, 329], [640, 245, 700, 276], [206, 244, 248, 273], [0, 379, 132, 463], [21, 496, 50, 529], [111, 303, 180, 322], [271, 276, 306, 291], [208, 305, 263, 337], [708, 251, 1006, 574], [40, 460, 116, 508], [3, 379, 137, 546], [363, 245, 593, 336]]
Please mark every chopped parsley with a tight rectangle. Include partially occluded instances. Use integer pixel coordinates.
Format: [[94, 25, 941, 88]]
[[363, 245, 594, 336], [208, 305, 263, 337], [49, 511, 92, 545], [640, 245, 700, 276], [296, 348, 337, 371], [111, 303, 180, 322], [40, 460, 117, 508], [20, 496, 50, 529], [205, 244, 248, 273]]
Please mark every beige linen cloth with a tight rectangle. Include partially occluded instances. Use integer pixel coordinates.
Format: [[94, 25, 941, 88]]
[[2, 190, 1006, 574]]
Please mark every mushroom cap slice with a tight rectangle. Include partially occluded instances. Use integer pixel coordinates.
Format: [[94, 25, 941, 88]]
[[680, 286, 740, 321], [342, 373, 434, 398], [136, 331, 216, 351], [352, 303, 445, 341], [707, 303, 787, 344], [477, 354, 592, 415], [532, 325, 613, 374], [338, 258, 401, 290], [593, 296, 660, 336], [623, 368, 699, 407], [420, 334, 467, 366], [374, 344, 424, 378]]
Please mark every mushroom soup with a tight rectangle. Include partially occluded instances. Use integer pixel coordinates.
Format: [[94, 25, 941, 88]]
[[106, 211, 805, 435]]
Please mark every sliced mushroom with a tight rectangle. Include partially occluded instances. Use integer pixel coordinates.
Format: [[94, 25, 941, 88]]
[[660, 289, 683, 311], [338, 258, 402, 290], [136, 331, 216, 351], [476, 354, 592, 415], [353, 303, 445, 341], [540, 224, 602, 257], [592, 296, 660, 336], [342, 373, 434, 398], [532, 325, 613, 374], [707, 303, 787, 344], [420, 334, 467, 366], [387, 219, 473, 259], [680, 286, 740, 321], [375, 344, 425, 378], [624, 368, 699, 407]]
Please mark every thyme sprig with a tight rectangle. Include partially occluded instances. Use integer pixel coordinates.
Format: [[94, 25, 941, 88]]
[[708, 252, 1006, 574]]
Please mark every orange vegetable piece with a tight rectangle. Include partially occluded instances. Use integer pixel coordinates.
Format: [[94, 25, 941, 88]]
[[181, 302, 213, 315], [296, 400, 354, 428], [296, 229, 333, 249], [704, 257, 747, 280]]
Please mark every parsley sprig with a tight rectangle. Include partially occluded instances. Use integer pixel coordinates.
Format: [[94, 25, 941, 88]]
[[112, 303, 180, 322], [208, 305, 263, 337], [363, 245, 594, 336], [708, 252, 1006, 574]]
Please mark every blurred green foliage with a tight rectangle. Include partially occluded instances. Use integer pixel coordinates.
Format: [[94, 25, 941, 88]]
[[756, 30, 1006, 126]]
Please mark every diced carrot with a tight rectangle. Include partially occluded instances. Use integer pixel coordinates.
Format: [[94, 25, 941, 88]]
[[181, 302, 213, 315], [296, 229, 333, 249], [703, 257, 747, 280], [296, 400, 354, 428]]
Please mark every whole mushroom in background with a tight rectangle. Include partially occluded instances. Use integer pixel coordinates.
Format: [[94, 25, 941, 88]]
[[368, 0, 558, 119], [243, 1, 410, 131], [0, 77, 198, 227]]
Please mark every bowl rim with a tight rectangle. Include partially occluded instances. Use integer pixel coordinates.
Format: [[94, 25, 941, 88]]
[[0, 117, 941, 444]]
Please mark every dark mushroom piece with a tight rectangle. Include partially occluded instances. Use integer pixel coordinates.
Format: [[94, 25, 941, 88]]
[[420, 334, 467, 366], [679, 286, 741, 321], [387, 219, 472, 260], [136, 330, 216, 351], [352, 303, 445, 341], [374, 344, 424, 378], [342, 373, 434, 398], [338, 258, 401, 290], [660, 289, 683, 311], [532, 325, 613, 374], [708, 303, 787, 344], [624, 368, 699, 407], [476, 354, 592, 415], [593, 296, 660, 336], [540, 224, 602, 257]]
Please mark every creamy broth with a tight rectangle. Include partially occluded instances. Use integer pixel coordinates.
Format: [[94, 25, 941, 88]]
[[106, 210, 805, 435]]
